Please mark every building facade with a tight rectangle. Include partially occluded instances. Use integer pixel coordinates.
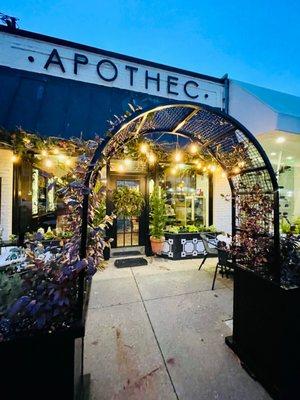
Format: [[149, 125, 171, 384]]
[[0, 24, 299, 245]]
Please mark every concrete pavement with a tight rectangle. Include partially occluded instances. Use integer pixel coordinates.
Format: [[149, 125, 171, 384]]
[[84, 256, 270, 400]]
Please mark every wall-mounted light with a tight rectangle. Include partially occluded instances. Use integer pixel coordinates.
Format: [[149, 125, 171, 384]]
[[276, 137, 285, 144], [12, 154, 19, 163]]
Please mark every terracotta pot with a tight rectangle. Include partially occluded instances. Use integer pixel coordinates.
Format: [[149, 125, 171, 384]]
[[150, 236, 165, 255]]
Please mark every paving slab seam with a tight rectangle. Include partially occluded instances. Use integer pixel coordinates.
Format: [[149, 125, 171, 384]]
[[130, 267, 180, 400], [142, 285, 231, 303], [88, 299, 142, 310]]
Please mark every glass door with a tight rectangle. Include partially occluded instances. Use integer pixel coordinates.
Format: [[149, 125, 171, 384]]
[[116, 179, 140, 247]]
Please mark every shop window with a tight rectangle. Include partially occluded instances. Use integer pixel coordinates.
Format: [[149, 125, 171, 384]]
[[161, 171, 209, 227], [32, 168, 56, 215]]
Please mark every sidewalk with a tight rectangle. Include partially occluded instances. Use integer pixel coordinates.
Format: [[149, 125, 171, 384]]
[[84, 256, 270, 400]]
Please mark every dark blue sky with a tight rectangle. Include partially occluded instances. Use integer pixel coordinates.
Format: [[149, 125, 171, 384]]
[[2, 0, 300, 96]]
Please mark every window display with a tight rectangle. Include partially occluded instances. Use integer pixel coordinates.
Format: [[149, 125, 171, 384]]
[[161, 170, 209, 227]]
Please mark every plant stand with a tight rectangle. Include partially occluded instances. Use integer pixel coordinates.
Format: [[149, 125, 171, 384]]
[[226, 265, 300, 400], [161, 232, 218, 260]]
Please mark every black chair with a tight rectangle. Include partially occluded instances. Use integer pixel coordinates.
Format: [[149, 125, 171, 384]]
[[198, 233, 218, 270], [211, 248, 234, 290]]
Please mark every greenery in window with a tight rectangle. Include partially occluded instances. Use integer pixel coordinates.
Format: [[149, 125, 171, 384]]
[[112, 186, 145, 217]]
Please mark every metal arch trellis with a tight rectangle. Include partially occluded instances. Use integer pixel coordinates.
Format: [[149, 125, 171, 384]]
[[79, 103, 280, 276]]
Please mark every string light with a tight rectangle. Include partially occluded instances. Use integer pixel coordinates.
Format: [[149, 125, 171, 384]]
[[118, 164, 125, 173], [140, 143, 148, 154], [173, 150, 183, 163], [148, 153, 156, 164], [57, 154, 66, 162], [52, 148, 59, 155], [44, 159, 53, 168], [189, 143, 198, 154], [233, 166, 241, 174], [41, 150, 48, 157], [124, 158, 131, 165], [171, 165, 178, 175], [221, 171, 227, 178], [209, 165, 217, 172], [238, 161, 245, 168], [65, 158, 72, 166]]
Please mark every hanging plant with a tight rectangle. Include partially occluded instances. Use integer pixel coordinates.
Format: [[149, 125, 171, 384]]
[[112, 186, 145, 217]]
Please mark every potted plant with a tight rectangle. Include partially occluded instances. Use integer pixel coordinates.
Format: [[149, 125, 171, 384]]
[[149, 186, 167, 255]]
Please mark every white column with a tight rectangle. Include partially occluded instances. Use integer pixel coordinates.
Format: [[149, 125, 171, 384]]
[[0, 149, 13, 240]]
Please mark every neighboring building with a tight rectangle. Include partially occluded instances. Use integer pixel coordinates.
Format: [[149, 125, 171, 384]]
[[0, 24, 299, 245]]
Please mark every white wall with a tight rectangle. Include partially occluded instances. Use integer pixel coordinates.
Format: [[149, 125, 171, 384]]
[[213, 170, 231, 234], [0, 149, 13, 240], [229, 81, 278, 136]]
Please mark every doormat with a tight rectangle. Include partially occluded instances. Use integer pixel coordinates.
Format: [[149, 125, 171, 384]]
[[112, 250, 141, 257], [114, 257, 148, 268]]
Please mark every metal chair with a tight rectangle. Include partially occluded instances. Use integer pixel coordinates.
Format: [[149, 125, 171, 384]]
[[198, 233, 218, 270], [211, 248, 234, 290]]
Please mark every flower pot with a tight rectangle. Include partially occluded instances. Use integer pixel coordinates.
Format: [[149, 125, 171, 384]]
[[150, 236, 165, 255]]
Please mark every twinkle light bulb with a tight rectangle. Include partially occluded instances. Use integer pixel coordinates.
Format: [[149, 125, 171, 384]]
[[174, 151, 183, 163], [140, 143, 148, 154], [118, 164, 125, 173], [148, 153, 156, 164], [124, 158, 131, 165], [57, 154, 66, 161], [233, 166, 241, 174], [189, 143, 198, 154], [45, 159, 53, 168]]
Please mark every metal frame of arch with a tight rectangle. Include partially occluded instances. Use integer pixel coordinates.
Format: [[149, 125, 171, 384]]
[[79, 103, 280, 295]]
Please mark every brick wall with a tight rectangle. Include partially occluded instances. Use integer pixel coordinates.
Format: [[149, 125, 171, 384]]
[[0, 149, 13, 240], [213, 170, 231, 234]]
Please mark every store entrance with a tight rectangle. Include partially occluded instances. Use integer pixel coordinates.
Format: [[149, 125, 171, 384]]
[[109, 174, 147, 248]]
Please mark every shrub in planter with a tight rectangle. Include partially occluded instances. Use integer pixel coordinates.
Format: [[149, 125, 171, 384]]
[[149, 186, 167, 255], [226, 185, 300, 399]]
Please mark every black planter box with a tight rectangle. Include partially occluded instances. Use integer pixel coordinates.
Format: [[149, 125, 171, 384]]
[[161, 232, 218, 260], [226, 265, 300, 400], [0, 281, 92, 400]]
